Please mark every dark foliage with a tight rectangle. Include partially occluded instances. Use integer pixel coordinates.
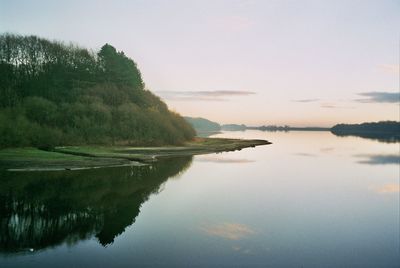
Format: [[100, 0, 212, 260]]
[[0, 33, 195, 148], [331, 121, 400, 143]]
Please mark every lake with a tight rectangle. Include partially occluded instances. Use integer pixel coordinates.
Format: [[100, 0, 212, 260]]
[[0, 130, 399, 267]]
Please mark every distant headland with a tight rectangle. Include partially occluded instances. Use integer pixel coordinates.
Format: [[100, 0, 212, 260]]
[[184, 117, 400, 143]]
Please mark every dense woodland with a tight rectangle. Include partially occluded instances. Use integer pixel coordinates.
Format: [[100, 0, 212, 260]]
[[0, 34, 195, 148]]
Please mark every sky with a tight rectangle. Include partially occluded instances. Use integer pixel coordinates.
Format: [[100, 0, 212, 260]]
[[1, 0, 399, 126]]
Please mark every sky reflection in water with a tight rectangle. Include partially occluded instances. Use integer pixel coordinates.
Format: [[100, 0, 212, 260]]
[[0, 130, 398, 267]]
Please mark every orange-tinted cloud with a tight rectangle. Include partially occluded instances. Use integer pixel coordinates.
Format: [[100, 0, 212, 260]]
[[378, 64, 400, 74]]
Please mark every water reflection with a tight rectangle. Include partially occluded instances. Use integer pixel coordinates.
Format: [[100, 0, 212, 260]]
[[371, 184, 400, 194], [355, 154, 400, 165], [320, 147, 334, 153], [0, 157, 192, 254], [331, 131, 400, 143], [293, 152, 317, 157], [196, 155, 255, 164], [201, 223, 256, 240]]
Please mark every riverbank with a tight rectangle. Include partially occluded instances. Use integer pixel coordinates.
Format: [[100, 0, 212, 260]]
[[0, 138, 271, 171]]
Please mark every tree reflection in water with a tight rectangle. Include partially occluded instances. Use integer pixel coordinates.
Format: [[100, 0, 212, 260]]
[[0, 157, 192, 253]]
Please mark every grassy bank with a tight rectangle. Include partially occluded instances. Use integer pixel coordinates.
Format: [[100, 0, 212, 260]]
[[0, 147, 139, 171], [0, 138, 271, 171]]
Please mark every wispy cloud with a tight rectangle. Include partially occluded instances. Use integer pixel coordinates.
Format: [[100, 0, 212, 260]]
[[292, 98, 320, 103], [320, 103, 337, 108], [320, 103, 355, 109], [378, 64, 400, 75], [157, 90, 256, 101], [292, 99, 354, 109], [355, 91, 399, 103]]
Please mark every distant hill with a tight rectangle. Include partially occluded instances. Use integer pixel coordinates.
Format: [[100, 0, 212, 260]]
[[184, 117, 221, 133], [331, 121, 400, 143], [221, 124, 247, 131], [0, 34, 195, 148]]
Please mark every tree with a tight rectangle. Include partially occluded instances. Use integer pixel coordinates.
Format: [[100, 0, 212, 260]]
[[0, 33, 195, 148]]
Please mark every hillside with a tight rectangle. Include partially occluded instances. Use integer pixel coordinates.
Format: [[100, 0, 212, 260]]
[[0, 34, 195, 148], [184, 117, 221, 133], [221, 124, 247, 131]]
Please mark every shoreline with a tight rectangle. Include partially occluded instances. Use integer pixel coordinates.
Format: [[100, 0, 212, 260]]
[[0, 138, 271, 172]]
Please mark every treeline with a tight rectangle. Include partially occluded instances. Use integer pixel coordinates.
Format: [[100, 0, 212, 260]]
[[331, 121, 400, 133], [0, 33, 195, 148], [331, 121, 400, 142]]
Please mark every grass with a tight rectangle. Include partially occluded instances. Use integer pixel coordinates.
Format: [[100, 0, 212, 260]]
[[55, 138, 271, 161], [0, 138, 271, 171], [0, 147, 137, 171]]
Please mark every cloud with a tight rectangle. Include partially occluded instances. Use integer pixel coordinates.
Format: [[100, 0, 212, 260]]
[[292, 98, 320, 103], [378, 64, 400, 74], [201, 223, 255, 240], [157, 90, 256, 101], [320, 147, 334, 153], [320, 103, 355, 109], [355, 91, 399, 103], [320, 103, 337, 108]]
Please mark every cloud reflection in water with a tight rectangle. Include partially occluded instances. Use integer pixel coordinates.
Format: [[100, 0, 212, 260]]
[[377, 184, 400, 194], [201, 223, 256, 240], [196, 156, 255, 164], [356, 154, 400, 165]]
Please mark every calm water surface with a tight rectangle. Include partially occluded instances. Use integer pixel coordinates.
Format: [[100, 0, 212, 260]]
[[0, 131, 399, 267]]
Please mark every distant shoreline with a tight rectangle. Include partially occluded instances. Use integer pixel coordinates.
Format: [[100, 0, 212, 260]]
[[185, 117, 399, 143], [246, 126, 330, 131]]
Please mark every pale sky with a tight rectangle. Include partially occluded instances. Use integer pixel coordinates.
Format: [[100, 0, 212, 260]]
[[1, 0, 399, 126]]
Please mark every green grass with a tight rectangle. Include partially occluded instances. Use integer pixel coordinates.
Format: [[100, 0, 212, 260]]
[[0, 138, 271, 171], [55, 138, 271, 161], [0, 147, 136, 171]]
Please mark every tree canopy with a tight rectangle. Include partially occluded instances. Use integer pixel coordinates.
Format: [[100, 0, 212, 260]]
[[0, 33, 195, 148]]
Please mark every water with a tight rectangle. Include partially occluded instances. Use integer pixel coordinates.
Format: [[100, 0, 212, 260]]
[[0, 131, 399, 267]]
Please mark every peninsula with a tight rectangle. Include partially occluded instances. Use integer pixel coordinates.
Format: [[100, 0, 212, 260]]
[[0, 34, 270, 171]]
